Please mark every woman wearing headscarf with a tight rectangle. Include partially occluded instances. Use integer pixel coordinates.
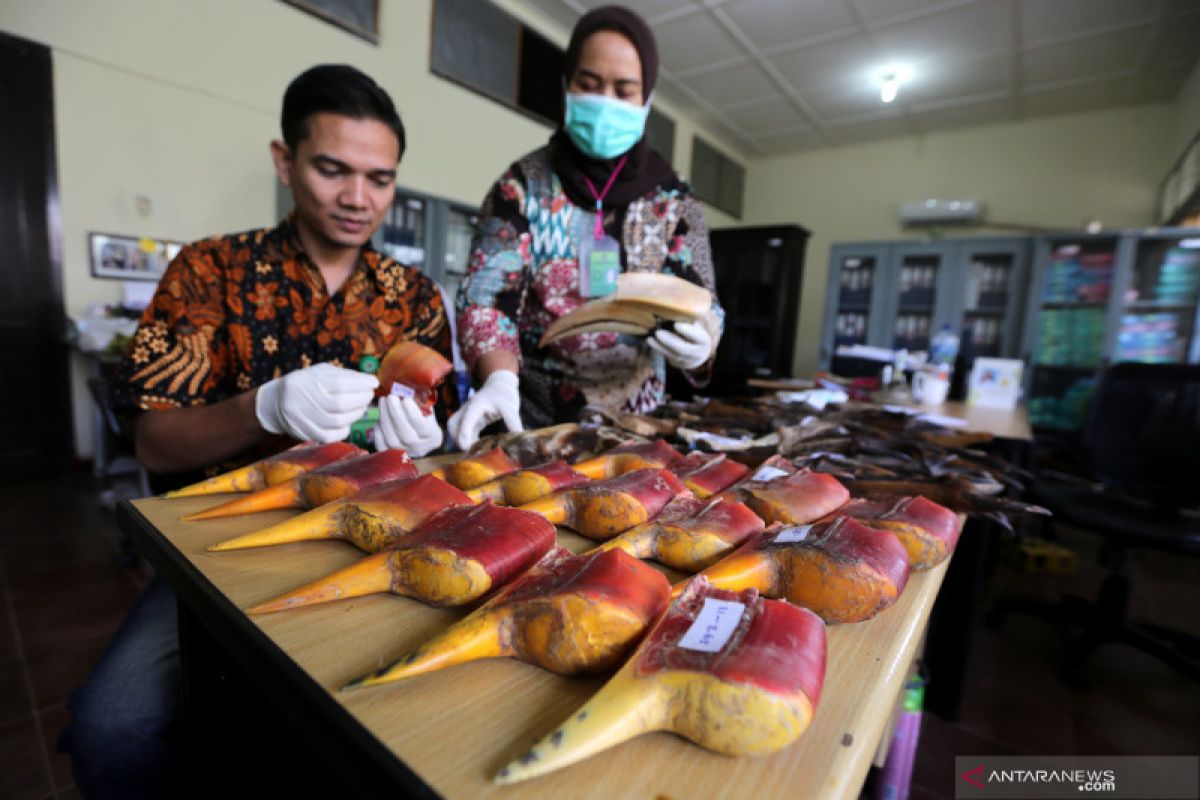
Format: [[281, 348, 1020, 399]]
[[450, 4, 724, 449]]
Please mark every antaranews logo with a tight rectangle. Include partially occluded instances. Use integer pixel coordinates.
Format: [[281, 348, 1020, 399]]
[[954, 756, 1198, 799]]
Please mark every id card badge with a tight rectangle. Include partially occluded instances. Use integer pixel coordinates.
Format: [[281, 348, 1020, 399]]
[[578, 234, 620, 298]]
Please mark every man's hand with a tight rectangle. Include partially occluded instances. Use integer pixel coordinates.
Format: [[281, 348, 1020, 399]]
[[448, 370, 522, 451], [255, 363, 378, 442], [648, 321, 713, 370], [376, 395, 443, 457]]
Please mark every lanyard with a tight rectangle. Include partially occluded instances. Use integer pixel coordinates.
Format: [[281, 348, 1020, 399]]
[[581, 155, 629, 239]]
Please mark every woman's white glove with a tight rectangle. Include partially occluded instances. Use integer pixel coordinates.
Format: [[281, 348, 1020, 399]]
[[255, 363, 379, 443], [648, 321, 713, 370], [448, 370, 523, 451], [375, 395, 443, 457]]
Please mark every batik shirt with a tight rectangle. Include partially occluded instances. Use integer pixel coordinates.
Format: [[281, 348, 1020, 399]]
[[457, 146, 724, 426], [111, 215, 456, 439]]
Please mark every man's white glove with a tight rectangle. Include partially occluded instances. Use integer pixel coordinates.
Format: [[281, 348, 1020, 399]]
[[648, 321, 713, 370], [448, 370, 523, 451], [255, 363, 378, 443], [376, 395, 443, 457]]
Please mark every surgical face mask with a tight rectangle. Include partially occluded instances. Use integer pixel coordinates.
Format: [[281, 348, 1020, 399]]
[[563, 92, 651, 160]]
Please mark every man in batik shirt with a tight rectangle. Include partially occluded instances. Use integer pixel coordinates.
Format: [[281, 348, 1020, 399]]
[[61, 65, 452, 798], [111, 65, 454, 492]]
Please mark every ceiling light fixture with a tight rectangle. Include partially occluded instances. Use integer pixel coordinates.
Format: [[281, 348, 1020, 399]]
[[875, 64, 912, 104], [881, 73, 900, 103]]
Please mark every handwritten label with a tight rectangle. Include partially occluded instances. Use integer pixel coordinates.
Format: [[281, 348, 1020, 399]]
[[679, 598, 745, 653], [752, 465, 789, 482], [774, 525, 813, 544], [389, 383, 415, 399]]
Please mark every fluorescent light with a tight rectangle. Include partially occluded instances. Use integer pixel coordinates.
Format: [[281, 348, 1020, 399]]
[[881, 74, 899, 103], [1179, 238, 1200, 249], [875, 64, 912, 104]]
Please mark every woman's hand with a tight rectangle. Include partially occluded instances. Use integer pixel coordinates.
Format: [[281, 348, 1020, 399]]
[[448, 370, 523, 451], [648, 321, 713, 370]]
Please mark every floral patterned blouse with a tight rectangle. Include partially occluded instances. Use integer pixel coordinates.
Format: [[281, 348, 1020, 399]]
[[111, 215, 456, 428], [457, 146, 724, 427]]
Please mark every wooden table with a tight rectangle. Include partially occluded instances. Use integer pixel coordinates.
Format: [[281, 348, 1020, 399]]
[[119, 488, 955, 799], [913, 400, 1033, 441]]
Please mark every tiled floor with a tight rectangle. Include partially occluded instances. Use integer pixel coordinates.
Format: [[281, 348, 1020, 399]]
[[0, 472, 151, 800], [1, 473, 1197, 799]]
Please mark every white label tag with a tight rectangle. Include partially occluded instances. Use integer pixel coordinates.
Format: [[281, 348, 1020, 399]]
[[389, 383, 415, 399], [752, 465, 789, 482], [773, 524, 813, 544], [679, 598, 745, 653]]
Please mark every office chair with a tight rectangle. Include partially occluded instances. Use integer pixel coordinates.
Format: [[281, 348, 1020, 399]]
[[990, 361, 1200, 684]]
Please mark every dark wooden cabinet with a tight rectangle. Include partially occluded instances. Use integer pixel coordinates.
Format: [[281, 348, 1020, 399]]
[[704, 225, 808, 395]]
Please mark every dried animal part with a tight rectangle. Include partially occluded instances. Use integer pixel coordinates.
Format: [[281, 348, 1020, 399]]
[[572, 439, 686, 480], [595, 495, 765, 572], [843, 476, 1049, 532], [428, 447, 520, 490], [679, 517, 911, 624], [183, 450, 417, 521], [718, 458, 851, 526], [495, 579, 826, 784], [374, 340, 453, 411], [206, 473, 471, 553], [538, 273, 712, 347], [245, 502, 556, 613], [163, 441, 363, 498], [671, 452, 750, 498], [518, 468, 689, 540], [466, 460, 590, 506], [473, 423, 644, 467], [343, 547, 670, 689], [830, 495, 960, 570]]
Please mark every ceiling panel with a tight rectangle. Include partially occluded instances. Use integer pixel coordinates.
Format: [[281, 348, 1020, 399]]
[[896, 51, 1011, 107], [803, 81, 898, 122], [721, 0, 857, 53], [824, 114, 913, 146], [908, 95, 1020, 134], [1021, 75, 1140, 118], [1140, 64, 1193, 102], [682, 61, 778, 108], [653, 10, 744, 74], [515, 0, 1200, 156], [767, 32, 878, 93], [872, 2, 1012, 64], [1020, 0, 1161, 43], [851, 0, 963, 26], [719, 95, 810, 135], [575, 0, 696, 21], [1022, 27, 1148, 85], [1143, 13, 1200, 70]]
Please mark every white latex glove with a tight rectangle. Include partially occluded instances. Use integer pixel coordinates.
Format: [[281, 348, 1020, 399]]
[[448, 370, 523, 451], [375, 395, 443, 457], [648, 321, 713, 370], [254, 363, 378, 443]]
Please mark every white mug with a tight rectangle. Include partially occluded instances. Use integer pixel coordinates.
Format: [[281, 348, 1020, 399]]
[[912, 368, 950, 406]]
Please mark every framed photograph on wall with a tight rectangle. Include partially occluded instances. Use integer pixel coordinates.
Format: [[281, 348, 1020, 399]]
[[88, 232, 182, 281], [282, 0, 380, 44]]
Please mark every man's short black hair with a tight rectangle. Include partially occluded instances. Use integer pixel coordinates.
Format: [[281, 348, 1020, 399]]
[[281, 64, 406, 156]]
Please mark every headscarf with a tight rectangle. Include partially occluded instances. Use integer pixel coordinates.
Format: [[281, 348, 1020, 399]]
[[550, 4, 677, 209]]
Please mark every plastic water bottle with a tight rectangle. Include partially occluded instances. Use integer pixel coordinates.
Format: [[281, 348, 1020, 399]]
[[929, 324, 960, 368]]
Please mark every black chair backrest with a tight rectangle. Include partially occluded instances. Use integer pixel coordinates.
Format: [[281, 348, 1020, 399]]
[[1082, 362, 1200, 507]]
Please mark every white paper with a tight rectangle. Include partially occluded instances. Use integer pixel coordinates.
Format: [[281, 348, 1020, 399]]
[[678, 598, 745, 653], [752, 465, 790, 482], [774, 525, 813, 543], [916, 412, 968, 428]]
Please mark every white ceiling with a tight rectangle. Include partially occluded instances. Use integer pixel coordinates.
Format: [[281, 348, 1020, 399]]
[[519, 0, 1200, 158]]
